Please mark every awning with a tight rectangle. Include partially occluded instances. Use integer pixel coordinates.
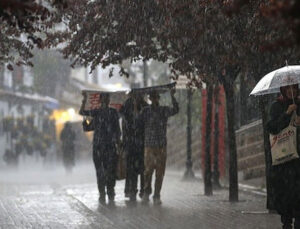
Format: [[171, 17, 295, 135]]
[[0, 89, 59, 109]]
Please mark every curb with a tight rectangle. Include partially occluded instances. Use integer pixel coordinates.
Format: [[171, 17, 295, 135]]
[[166, 169, 267, 197]]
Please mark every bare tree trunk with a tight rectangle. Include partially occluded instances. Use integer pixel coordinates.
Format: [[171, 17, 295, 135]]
[[220, 66, 239, 202], [224, 84, 239, 202], [259, 96, 275, 211], [213, 85, 221, 188], [204, 83, 213, 196]]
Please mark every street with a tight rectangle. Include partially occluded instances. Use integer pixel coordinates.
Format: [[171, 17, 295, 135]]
[[0, 161, 280, 229]]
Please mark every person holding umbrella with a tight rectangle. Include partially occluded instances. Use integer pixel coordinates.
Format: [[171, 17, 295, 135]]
[[266, 84, 300, 229], [250, 65, 300, 228]]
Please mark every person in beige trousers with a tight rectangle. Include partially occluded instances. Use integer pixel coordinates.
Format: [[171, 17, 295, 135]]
[[139, 89, 179, 205]]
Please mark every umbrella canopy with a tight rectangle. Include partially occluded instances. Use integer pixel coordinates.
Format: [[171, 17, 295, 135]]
[[250, 65, 300, 96], [130, 82, 176, 94]]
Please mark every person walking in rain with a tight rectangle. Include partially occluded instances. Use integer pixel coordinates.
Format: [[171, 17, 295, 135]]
[[267, 84, 300, 229], [60, 122, 76, 173], [139, 88, 179, 205], [80, 93, 120, 204], [120, 93, 148, 202]]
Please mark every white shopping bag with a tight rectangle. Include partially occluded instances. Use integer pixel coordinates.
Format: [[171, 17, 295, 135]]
[[270, 113, 299, 165]]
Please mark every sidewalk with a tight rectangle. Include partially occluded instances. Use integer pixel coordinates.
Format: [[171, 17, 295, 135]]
[[0, 165, 280, 229]]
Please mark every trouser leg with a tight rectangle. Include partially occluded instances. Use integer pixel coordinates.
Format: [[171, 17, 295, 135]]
[[126, 154, 138, 197], [106, 175, 116, 200], [144, 147, 155, 196], [129, 170, 138, 196], [93, 148, 105, 197], [281, 215, 293, 229], [124, 157, 130, 196], [105, 145, 117, 200], [139, 150, 145, 196], [139, 172, 144, 196], [154, 147, 167, 198]]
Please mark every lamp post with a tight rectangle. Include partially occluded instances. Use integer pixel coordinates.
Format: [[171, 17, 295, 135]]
[[184, 88, 195, 179], [143, 60, 148, 87]]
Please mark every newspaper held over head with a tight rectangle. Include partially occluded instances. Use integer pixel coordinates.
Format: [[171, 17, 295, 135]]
[[79, 82, 176, 115], [79, 90, 127, 115]]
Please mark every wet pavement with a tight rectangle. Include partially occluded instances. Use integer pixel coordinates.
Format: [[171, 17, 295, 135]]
[[0, 162, 281, 229]]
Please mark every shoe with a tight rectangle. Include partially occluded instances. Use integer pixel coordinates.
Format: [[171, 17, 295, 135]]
[[153, 197, 162, 205], [139, 192, 144, 199], [108, 199, 116, 208], [281, 216, 293, 229], [129, 194, 136, 202], [125, 193, 130, 198], [99, 196, 105, 204], [141, 195, 149, 204], [108, 195, 115, 202], [294, 217, 300, 229]]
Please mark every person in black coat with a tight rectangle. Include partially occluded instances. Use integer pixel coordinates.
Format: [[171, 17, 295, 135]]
[[60, 122, 76, 173], [80, 93, 120, 204], [266, 84, 300, 229], [120, 93, 148, 201]]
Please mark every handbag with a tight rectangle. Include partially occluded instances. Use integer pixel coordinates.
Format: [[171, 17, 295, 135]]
[[270, 112, 299, 165], [82, 118, 94, 132], [116, 144, 127, 180]]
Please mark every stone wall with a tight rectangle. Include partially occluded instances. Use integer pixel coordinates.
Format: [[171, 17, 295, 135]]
[[235, 119, 266, 180], [166, 117, 202, 170]]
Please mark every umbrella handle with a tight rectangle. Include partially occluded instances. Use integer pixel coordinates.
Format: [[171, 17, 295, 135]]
[[290, 85, 295, 104]]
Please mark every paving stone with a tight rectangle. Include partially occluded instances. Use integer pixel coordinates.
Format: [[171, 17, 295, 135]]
[[0, 166, 281, 229]]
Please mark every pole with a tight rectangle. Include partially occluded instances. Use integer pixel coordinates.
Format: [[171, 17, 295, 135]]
[[184, 88, 195, 180], [213, 86, 221, 188], [204, 83, 213, 195], [143, 60, 147, 87]]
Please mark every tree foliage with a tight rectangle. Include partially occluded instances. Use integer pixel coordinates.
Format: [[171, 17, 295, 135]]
[[1, 0, 300, 77], [2, 0, 300, 77], [227, 0, 300, 46], [44, 0, 300, 83], [0, 0, 66, 69]]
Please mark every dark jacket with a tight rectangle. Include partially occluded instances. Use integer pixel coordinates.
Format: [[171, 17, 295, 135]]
[[60, 125, 76, 153], [119, 97, 148, 149], [266, 99, 300, 217], [81, 107, 120, 146]]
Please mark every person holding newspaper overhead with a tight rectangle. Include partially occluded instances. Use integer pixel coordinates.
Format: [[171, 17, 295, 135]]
[[266, 84, 300, 229], [139, 88, 179, 205], [80, 93, 121, 205]]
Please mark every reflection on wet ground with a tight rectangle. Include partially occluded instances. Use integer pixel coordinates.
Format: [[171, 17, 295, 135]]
[[0, 162, 280, 229]]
